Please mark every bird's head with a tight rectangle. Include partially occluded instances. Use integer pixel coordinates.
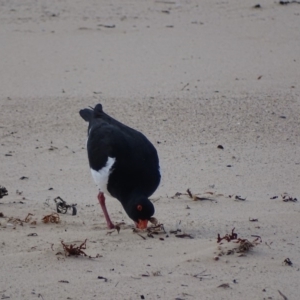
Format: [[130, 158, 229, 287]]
[[125, 197, 155, 230]]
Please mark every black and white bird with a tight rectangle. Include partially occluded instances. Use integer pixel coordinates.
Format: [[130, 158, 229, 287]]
[[79, 104, 161, 229]]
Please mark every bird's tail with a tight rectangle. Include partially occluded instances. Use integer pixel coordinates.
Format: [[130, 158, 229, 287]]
[[93, 104, 104, 117], [79, 104, 103, 122]]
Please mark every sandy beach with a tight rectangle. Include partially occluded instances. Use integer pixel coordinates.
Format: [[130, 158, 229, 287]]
[[1, 1, 300, 299]]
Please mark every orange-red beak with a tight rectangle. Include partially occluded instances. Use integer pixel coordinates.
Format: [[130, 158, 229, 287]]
[[136, 219, 148, 229]]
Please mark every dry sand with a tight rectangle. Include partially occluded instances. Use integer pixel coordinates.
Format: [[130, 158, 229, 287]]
[[1, 0, 300, 299]]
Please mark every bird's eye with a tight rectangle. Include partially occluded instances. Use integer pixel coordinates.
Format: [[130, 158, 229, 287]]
[[137, 205, 143, 211]]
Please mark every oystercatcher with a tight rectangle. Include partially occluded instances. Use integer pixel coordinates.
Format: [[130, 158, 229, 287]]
[[79, 104, 160, 229]]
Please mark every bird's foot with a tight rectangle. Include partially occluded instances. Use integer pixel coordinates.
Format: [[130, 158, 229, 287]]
[[107, 222, 115, 229]]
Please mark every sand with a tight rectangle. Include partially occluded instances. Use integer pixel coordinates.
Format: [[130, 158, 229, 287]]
[[0, 0, 300, 299]]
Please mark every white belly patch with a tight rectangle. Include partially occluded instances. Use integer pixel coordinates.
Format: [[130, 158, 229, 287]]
[[90, 157, 116, 195]]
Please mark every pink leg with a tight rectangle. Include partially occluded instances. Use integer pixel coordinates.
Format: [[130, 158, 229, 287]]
[[97, 192, 115, 229]]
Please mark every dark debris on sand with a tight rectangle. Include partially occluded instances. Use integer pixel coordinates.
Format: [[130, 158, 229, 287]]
[[0, 186, 8, 199]]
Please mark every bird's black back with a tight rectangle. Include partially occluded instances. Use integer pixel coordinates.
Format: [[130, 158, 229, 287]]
[[79, 104, 161, 201]]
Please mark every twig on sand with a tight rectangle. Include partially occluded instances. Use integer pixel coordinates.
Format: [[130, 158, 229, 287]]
[[136, 233, 146, 240], [278, 290, 288, 300], [187, 189, 215, 201]]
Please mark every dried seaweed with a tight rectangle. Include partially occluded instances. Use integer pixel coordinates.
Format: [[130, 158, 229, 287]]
[[42, 213, 60, 224], [175, 233, 194, 239], [279, 0, 300, 5], [54, 196, 77, 215], [187, 189, 215, 201], [135, 232, 147, 240], [217, 228, 262, 254], [132, 218, 166, 239], [282, 193, 297, 202], [234, 195, 246, 201], [147, 224, 166, 237], [97, 276, 108, 282], [270, 193, 297, 202], [0, 186, 8, 199], [170, 229, 181, 234], [228, 195, 246, 201], [170, 190, 215, 201], [237, 239, 257, 253], [152, 271, 161, 276], [62, 239, 88, 257], [217, 228, 238, 243], [278, 290, 288, 300], [218, 283, 230, 288], [7, 213, 35, 226], [24, 213, 34, 223], [149, 217, 158, 225], [61, 239, 100, 258], [283, 258, 293, 266], [170, 192, 185, 199]]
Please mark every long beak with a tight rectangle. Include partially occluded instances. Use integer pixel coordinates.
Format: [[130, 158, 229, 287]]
[[136, 219, 148, 229]]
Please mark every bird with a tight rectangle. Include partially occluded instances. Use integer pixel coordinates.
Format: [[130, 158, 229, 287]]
[[79, 104, 161, 230]]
